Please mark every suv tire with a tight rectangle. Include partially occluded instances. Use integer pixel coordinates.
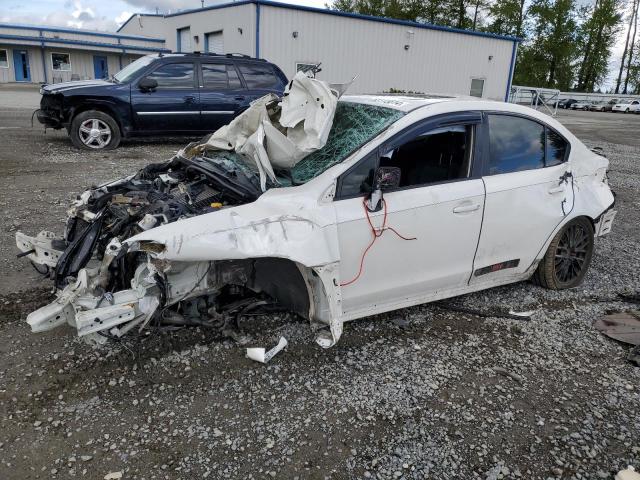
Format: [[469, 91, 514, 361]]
[[533, 217, 594, 290], [70, 110, 121, 150]]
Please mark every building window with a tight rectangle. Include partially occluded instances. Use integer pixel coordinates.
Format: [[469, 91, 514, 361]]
[[470, 78, 484, 97], [296, 62, 319, 77], [177, 27, 191, 53], [52, 52, 71, 71], [0, 50, 8, 68]]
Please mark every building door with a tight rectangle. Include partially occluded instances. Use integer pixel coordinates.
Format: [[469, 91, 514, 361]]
[[13, 50, 31, 82], [205, 31, 224, 54], [177, 27, 191, 53], [93, 55, 108, 79]]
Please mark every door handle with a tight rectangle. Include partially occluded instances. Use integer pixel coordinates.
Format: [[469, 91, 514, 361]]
[[184, 95, 196, 103], [453, 203, 480, 214], [235, 96, 245, 101], [548, 185, 565, 194]]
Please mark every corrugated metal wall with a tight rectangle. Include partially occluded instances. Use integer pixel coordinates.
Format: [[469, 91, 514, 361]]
[[120, 4, 256, 56], [259, 6, 514, 99]]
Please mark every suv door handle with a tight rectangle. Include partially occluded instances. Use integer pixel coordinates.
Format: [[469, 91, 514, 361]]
[[453, 203, 480, 214], [548, 185, 565, 194], [184, 95, 196, 103], [235, 96, 245, 101]]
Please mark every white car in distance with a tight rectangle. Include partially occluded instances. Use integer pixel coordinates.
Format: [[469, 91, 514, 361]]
[[612, 99, 640, 113], [17, 96, 617, 348]]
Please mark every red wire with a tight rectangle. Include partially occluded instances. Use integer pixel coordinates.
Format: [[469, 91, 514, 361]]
[[340, 197, 416, 287]]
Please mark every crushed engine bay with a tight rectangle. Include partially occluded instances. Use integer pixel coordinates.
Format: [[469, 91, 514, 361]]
[[15, 72, 353, 347]]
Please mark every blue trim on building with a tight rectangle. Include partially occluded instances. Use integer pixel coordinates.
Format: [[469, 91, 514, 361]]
[[176, 29, 181, 52], [116, 13, 164, 33], [504, 41, 518, 102], [0, 22, 165, 43], [0, 33, 170, 53], [159, 0, 521, 43], [255, 2, 261, 58]]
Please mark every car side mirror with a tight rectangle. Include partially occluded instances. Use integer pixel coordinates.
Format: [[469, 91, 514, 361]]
[[366, 166, 401, 212], [374, 166, 401, 191], [138, 77, 158, 92]]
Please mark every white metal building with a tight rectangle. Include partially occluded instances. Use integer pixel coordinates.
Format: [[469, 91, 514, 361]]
[[0, 24, 169, 84], [118, 0, 519, 100]]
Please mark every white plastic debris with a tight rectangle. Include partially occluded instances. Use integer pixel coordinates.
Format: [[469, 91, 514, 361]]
[[246, 336, 288, 364], [508, 309, 536, 318], [197, 71, 350, 190], [104, 472, 123, 480], [616, 467, 640, 480]]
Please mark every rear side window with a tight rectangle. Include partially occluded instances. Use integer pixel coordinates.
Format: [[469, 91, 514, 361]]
[[488, 115, 545, 174], [546, 129, 568, 166], [202, 63, 242, 89], [237, 63, 280, 89], [146, 63, 194, 89]]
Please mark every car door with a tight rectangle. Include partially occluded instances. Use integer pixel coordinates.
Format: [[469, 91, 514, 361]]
[[335, 113, 486, 314], [198, 61, 247, 132], [130, 61, 200, 133], [470, 113, 573, 285]]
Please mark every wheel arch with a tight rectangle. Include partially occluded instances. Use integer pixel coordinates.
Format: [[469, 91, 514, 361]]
[[69, 103, 124, 137]]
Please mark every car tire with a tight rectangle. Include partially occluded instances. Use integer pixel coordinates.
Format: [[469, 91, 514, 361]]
[[70, 110, 121, 150], [625, 108, 630, 113], [533, 217, 594, 290]]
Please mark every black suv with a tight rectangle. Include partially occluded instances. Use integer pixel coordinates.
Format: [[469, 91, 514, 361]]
[[37, 53, 288, 150]]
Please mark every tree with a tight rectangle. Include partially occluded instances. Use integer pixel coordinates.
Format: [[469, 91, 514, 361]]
[[514, 0, 579, 89], [575, 0, 623, 91], [486, 0, 527, 37]]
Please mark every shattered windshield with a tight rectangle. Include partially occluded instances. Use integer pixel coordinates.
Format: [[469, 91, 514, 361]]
[[289, 102, 405, 184]]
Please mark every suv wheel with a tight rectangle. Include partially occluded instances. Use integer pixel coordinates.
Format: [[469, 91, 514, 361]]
[[533, 217, 594, 290], [70, 110, 121, 150]]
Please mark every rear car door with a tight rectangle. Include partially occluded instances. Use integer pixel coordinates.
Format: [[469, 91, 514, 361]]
[[236, 62, 286, 101], [470, 113, 572, 285], [198, 61, 247, 132], [130, 61, 200, 133], [335, 113, 486, 314]]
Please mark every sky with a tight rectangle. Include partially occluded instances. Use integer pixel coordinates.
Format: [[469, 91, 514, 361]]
[[0, 0, 327, 32], [0, 0, 632, 90]]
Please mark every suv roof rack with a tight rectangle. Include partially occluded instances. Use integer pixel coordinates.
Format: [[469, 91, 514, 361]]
[[185, 51, 266, 61]]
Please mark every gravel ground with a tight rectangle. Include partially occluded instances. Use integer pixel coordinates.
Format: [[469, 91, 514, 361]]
[[0, 95, 638, 480]]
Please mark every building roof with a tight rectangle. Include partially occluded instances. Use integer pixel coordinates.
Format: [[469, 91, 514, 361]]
[[0, 23, 169, 54], [0, 22, 165, 43], [117, 0, 521, 43]]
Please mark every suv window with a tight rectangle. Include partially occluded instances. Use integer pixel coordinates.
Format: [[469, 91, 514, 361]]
[[379, 124, 474, 188], [145, 63, 195, 89], [237, 63, 280, 89], [202, 63, 242, 89], [488, 114, 568, 174]]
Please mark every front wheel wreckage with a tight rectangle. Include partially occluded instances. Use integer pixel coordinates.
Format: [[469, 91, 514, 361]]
[[22, 236, 343, 348]]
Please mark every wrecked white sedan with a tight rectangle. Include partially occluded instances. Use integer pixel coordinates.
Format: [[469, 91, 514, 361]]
[[17, 75, 616, 348]]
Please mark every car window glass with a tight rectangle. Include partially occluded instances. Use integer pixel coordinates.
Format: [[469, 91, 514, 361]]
[[546, 129, 568, 167], [146, 63, 194, 89], [238, 63, 280, 89], [202, 63, 242, 89], [378, 124, 473, 188], [488, 115, 545, 174], [339, 152, 377, 198]]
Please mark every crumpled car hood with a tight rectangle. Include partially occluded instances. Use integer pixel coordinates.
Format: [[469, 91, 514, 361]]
[[127, 189, 338, 267]]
